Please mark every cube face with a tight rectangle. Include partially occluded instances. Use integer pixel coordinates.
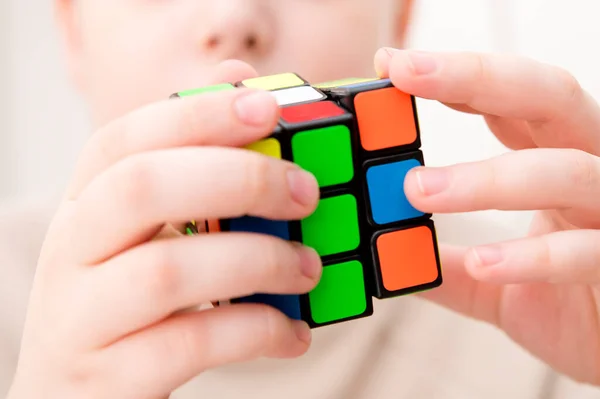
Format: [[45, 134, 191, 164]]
[[170, 72, 441, 328]]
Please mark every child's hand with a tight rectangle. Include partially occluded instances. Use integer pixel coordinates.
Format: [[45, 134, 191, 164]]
[[7, 61, 321, 399], [376, 48, 600, 384]]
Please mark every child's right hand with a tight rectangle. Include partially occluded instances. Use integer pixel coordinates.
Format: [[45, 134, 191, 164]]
[[7, 63, 322, 399]]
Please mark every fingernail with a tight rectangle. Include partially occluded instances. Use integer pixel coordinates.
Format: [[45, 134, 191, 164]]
[[414, 168, 449, 196], [292, 320, 312, 344], [294, 243, 322, 279], [472, 246, 503, 267], [407, 51, 438, 75], [234, 90, 276, 126], [375, 47, 398, 77], [287, 168, 318, 206]]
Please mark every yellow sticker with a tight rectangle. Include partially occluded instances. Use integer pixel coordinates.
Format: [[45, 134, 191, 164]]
[[313, 77, 377, 89], [246, 138, 281, 159], [242, 73, 305, 91]]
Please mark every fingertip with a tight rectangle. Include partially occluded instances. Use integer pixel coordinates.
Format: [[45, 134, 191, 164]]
[[293, 242, 323, 283], [292, 320, 312, 346], [212, 59, 259, 84], [287, 167, 320, 210], [284, 319, 312, 358], [233, 89, 280, 127], [403, 167, 420, 191], [384, 50, 444, 98], [263, 309, 312, 359], [403, 168, 432, 211]]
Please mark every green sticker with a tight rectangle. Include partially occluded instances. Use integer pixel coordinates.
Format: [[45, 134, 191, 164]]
[[176, 83, 235, 97], [309, 260, 367, 324], [291, 125, 354, 188], [300, 194, 360, 257]]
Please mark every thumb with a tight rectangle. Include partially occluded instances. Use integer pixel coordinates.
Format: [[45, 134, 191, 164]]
[[208, 59, 259, 86]]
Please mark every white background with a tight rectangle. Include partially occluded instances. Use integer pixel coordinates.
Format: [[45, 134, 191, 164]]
[[1, 0, 599, 202]]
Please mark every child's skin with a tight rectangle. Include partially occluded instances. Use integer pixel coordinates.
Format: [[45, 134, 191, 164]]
[[7, 0, 600, 397]]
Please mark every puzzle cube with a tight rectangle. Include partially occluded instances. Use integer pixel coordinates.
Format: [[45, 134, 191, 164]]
[[170, 73, 442, 328]]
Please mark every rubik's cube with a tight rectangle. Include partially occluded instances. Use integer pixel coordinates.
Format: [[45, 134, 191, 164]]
[[171, 73, 442, 328]]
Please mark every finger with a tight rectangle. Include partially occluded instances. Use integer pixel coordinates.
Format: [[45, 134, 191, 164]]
[[464, 229, 600, 285], [71, 147, 319, 263], [442, 102, 481, 115], [169, 59, 258, 96], [374, 48, 579, 121], [374, 48, 600, 154], [404, 148, 600, 225], [210, 59, 259, 83], [417, 243, 503, 327], [424, 242, 600, 385], [99, 305, 311, 398], [74, 233, 321, 345], [67, 84, 278, 200]]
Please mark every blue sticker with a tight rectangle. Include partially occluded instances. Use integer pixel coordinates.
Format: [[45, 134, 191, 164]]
[[366, 159, 425, 225]]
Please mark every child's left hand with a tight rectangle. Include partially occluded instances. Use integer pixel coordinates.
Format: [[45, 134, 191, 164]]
[[376, 48, 600, 385]]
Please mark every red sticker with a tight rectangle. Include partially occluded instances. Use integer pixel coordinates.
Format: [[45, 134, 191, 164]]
[[281, 100, 346, 124]]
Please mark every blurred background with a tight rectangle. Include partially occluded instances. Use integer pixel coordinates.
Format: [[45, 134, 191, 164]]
[[1, 1, 600, 397], [1, 0, 599, 203]]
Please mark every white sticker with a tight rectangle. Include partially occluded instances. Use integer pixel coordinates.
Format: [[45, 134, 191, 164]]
[[271, 86, 325, 106]]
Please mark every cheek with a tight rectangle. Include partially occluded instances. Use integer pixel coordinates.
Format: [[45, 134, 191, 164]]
[[78, 7, 202, 124]]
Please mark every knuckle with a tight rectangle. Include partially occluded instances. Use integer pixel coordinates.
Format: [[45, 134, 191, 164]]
[[117, 156, 157, 211], [537, 237, 554, 279], [258, 237, 287, 278], [554, 66, 583, 103], [164, 321, 203, 372], [473, 160, 499, 207], [470, 52, 491, 86], [65, 356, 101, 392], [239, 235, 285, 291], [462, 52, 492, 105], [565, 149, 598, 193], [142, 246, 180, 299], [256, 305, 281, 354], [178, 99, 206, 143]]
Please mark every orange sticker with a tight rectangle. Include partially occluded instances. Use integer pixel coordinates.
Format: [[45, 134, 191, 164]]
[[354, 88, 417, 151], [376, 225, 439, 291], [207, 219, 221, 233]]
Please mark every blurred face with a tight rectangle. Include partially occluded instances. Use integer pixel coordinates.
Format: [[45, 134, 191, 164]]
[[56, 0, 409, 126]]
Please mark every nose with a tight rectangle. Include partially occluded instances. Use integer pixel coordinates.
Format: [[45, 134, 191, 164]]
[[199, 2, 273, 60]]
